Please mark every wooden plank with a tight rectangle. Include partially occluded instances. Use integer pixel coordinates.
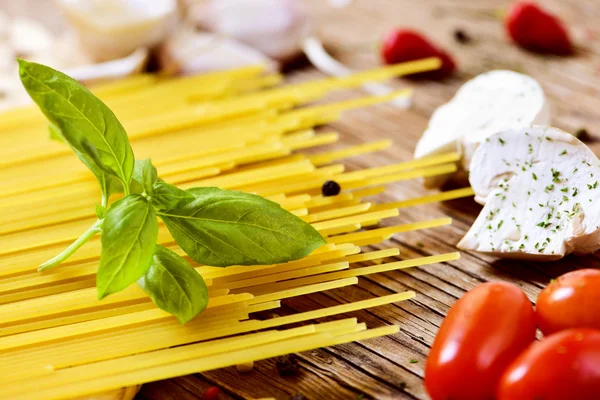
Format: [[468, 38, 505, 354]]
[[4, 0, 599, 399]]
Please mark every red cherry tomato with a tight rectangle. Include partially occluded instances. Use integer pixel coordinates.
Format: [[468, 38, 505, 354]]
[[380, 29, 456, 79], [536, 269, 600, 335], [498, 329, 600, 400], [505, 2, 573, 55], [201, 386, 220, 400], [425, 282, 536, 400]]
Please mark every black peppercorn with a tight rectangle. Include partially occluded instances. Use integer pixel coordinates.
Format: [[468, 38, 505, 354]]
[[575, 127, 592, 142], [321, 180, 341, 197], [453, 29, 471, 44], [275, 354, 300, 376]]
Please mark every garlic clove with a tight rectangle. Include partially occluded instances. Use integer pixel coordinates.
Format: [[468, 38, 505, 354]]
[[63, 47, 149, 84], [158, 28, 278, 75], [56, 0, 178, 61], [191, 0, 310, 62]]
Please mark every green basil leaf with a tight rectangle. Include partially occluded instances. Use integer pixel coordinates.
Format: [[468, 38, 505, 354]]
[[97, 194, 158, 299], [101, 172, 127, 205], [133, 159, 157, 196], [18, 59, 135, 188], [151, 180, 196, 210], [137, 245, 208, 323], [95, 204, 107, 219], [49, 122, 123, 205], [157, 187, 326, 267], [48, 123, 65, 143]]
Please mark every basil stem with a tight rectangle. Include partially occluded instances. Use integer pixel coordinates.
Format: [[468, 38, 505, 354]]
[[38, 219, 103, 272]]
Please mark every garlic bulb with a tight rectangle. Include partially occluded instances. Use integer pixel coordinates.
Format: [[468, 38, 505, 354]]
[[190, 0, 310, 62], [159, 28, 277, 75], [56, 0, 178, 61]]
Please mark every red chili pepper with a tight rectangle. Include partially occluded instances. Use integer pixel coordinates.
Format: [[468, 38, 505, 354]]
[[380, 29, 456, 80], [201, 386, 220, 400], [505, 2, 573, 55]]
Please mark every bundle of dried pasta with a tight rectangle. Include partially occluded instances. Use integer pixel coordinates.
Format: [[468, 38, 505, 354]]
[[0, 57, 472, 400]]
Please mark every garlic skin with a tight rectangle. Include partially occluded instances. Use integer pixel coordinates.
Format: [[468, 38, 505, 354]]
[[159, 28, 277, 75], [191, 0, 310, 62], [56, 0, 178, 61]]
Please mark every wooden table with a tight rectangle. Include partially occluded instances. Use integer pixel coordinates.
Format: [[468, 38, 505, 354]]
[[4, 0, 599, 399], [138, 0, 600, 399]]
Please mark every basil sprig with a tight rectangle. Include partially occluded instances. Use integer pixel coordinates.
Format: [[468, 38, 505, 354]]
[[19, 60, 326, 323]]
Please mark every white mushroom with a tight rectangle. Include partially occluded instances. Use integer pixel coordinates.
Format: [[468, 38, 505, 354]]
[[458, 126, 600, 260], [415, 70, 550, 186]]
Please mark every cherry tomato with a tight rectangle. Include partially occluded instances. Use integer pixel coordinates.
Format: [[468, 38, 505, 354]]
[[498, 329, 600, 400], [380, 29, 456, 80], [425, 282, 536, 400], [536, 269, 600, 335], [201, 386, 220, 400]]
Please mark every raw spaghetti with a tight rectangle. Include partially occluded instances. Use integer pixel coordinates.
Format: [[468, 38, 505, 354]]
[[0, 58, 473, 400]]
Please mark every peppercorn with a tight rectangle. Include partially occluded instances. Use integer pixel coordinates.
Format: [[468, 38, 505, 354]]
[[453, 29, 471, 44], [574, 127, 591, 142], [321, 180, 341, 197], [275, 354, 300, 376]]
